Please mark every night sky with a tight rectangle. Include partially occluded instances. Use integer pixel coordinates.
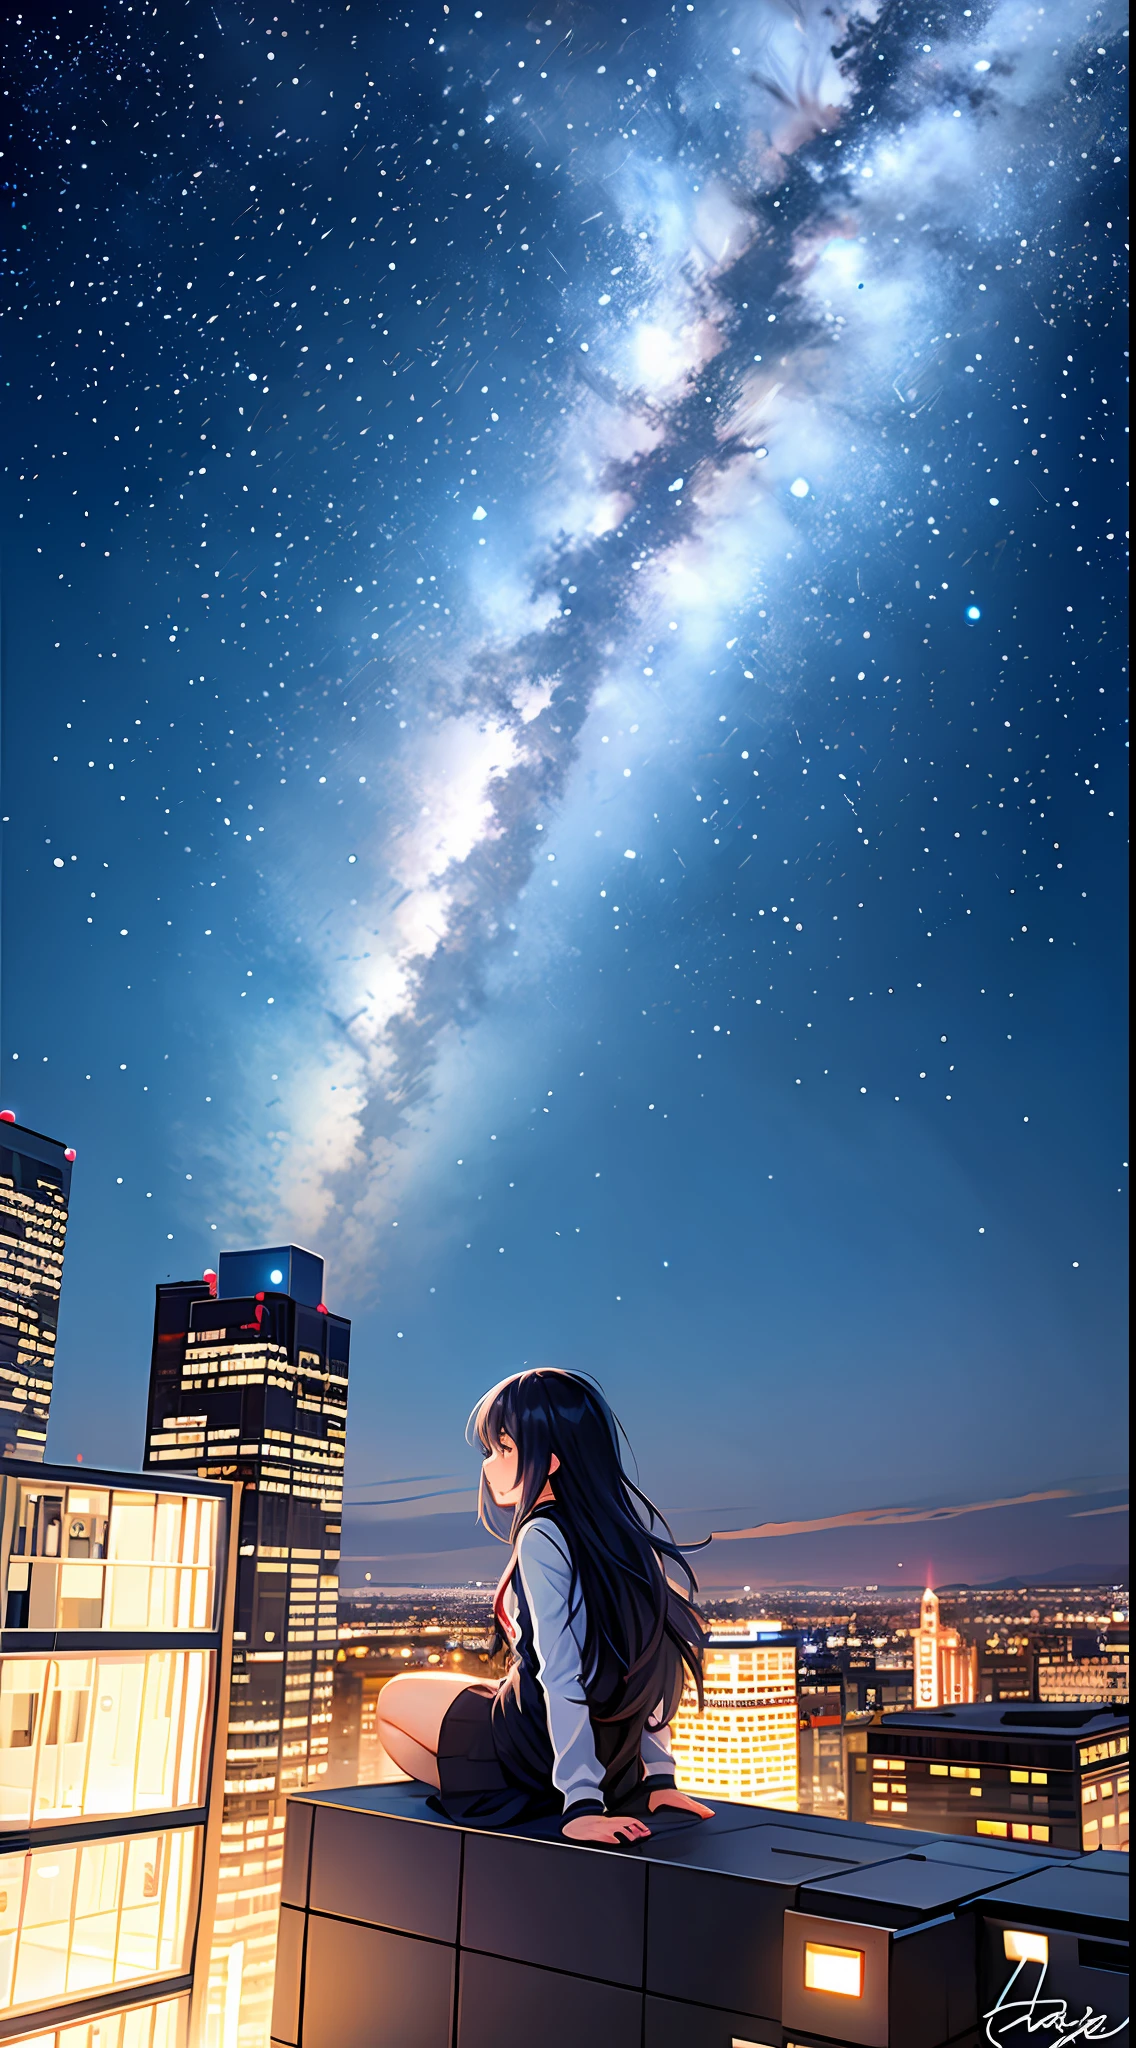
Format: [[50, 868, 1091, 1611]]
[[1, 0, 1127, 1588]]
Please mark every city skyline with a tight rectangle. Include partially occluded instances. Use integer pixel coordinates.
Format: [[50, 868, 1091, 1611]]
[[2, 1108, 1127, 1590]]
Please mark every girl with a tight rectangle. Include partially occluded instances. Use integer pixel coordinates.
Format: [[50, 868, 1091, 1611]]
[[377, 1368, 713, 1845]]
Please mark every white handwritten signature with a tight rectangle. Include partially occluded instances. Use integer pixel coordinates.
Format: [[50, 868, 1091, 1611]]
[[984, 1959, 1129, 2044]]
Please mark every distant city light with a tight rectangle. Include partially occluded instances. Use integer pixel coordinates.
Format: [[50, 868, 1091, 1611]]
[[966, 604, 982, 621], [790, 478, 810, 498], [270, 1268, 284, 1284]]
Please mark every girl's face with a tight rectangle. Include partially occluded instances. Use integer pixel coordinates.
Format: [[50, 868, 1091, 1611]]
[[482, 1430, 559, 1507]]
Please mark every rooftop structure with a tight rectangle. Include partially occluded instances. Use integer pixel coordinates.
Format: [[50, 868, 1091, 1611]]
[[849, 1702, 1129, 1854], [269, 1779, 1128, 2048]]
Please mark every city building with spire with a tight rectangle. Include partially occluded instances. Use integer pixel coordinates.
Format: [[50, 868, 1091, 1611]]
[[912, 1585, 978, 1709]]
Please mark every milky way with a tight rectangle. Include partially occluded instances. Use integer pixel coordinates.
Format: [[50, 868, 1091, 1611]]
[[1, 0, 1127, 1563]]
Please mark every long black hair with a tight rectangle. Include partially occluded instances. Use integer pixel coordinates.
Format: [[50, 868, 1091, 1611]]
[[468, 1369, 705, 1771]]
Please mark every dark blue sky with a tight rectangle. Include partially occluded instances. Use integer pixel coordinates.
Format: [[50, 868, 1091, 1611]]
[[1, 0, 1127, 1585]]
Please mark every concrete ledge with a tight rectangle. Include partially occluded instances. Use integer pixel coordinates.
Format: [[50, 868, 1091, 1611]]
[[270, 1781, 1128, 2048]]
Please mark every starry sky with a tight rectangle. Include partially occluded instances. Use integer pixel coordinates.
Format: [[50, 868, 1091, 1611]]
[[1, 0, 1127, 1588]]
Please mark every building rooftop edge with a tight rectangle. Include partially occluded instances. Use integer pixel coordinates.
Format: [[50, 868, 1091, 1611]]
[[0, 1455, 236, 1497]]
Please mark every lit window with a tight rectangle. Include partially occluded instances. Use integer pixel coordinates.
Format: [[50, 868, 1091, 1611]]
[[1004, 1930, 1048, 1965], [976, 1819, 1009, 1837], [1030, 1825, 1050, 1843], [0, 1826, 198, 2014], [804, 1941, 864, 1997], [873, 1798, 889, 1812], [1030, 1771, 1047, 1786], [1083, 1785, 1098, 1803], [1011, 1822, 1030, 1840], [0, 1651, 211, 1828], [930, 1763, 948, 1776], [1010, 1769, 1030, 1784]]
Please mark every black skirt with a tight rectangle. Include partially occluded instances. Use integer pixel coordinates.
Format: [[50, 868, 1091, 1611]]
[[433, 1682, 557, 1828]]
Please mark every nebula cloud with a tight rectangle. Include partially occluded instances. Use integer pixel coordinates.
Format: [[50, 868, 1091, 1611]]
[[214, 0, 1122, 1283]]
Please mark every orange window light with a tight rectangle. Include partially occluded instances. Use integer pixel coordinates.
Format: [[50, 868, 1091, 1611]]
[[804, 1941, 865, 1997], [1004, 1930, 1049, 1965]]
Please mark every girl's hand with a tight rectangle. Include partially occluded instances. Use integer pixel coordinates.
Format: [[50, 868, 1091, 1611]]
[[562, 1813, 651, 1845], [647, 1788, 715, 1821]]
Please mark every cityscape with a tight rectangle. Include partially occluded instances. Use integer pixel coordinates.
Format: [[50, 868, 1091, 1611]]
[[0, 1109, 1128, 2045], [1, 0, 1127, 2036]]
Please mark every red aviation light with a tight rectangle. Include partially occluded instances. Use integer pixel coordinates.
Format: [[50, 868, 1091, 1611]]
[[203, 1269, 218, 1298], [64, 1148, 77, 1162], [0, 1111, 15, 1123], [317, 1302, 329, 1315]]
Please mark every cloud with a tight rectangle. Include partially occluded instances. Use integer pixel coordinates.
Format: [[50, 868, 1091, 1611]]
[[711, 1486, 1078, 1541]]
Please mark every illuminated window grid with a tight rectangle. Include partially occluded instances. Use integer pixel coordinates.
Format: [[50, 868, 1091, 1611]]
[[199, 1818, 287, 2048], [6, 1488, 219, 1636], [0, 1167, 68, 1451], [976, 1818, 1052, 1842], [1080, 1736, 1129, 1765], [0, 1825, 200, 2020], [0, 1650, 212, 1829], [13, 1562, 216, 1637], [870, 1755, 909, 1813], [671, 1651, 799, 1808]]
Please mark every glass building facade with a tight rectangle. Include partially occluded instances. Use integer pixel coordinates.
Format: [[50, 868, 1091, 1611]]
[[670, 1628, 800, 1810], [0, 1118, 73, 1464], [142, 1247, 349, 2048], [0, 1461, 237, 2048]]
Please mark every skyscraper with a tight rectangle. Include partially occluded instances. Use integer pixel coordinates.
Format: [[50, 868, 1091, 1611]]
[[670, 1624, 799, 1809], [912, 1586, 978, 1708], [0, 1454, 239, 2046], [143, 1244, 349, 2048], [0, 1112, 74, 1462]]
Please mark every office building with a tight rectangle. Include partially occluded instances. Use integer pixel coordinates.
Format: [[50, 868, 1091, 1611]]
[[0, 1115, 74, 1463], [143, 1245, 349, 2048], [848, 1702, 1129, 1852], [797, 1663, 847, 1817], [978, 1642, 1037, 1702], [841, 1653, 914, 1714], [269, 1777, 1127, 2048], [912, 1585, 977, 1708], [0, 1456, 238, 2048], [1037, 1632, 1129, 1707], [670, 1625, 798, 1810]]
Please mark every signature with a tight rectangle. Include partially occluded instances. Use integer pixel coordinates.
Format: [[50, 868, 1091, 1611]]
[[984, 1959, 1129, 2044]]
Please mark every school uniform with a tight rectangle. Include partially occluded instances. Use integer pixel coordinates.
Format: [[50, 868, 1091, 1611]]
[[434, 1507, 678, 1827]]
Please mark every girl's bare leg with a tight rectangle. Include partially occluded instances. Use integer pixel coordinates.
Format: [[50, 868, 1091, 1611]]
[[375, 1671, 482, 1788]]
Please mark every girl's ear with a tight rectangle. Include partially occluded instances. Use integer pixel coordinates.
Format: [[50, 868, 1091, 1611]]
[[548, 1452, 561, 1476]]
